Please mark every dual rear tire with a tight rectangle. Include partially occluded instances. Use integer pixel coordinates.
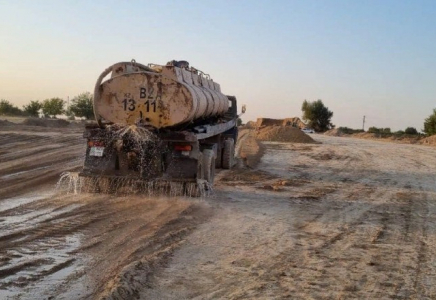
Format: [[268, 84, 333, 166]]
[[222, 138, 235, 170], [200, 138, 234, 189], [202, 138, 234, 183], [202, 149, 215, 184]]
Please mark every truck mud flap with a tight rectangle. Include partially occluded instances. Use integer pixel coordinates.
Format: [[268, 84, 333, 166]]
[[165, 157, 198, 179]]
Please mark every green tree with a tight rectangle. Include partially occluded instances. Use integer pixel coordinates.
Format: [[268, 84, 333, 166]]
[[68, 92, 94, 119], [0, 99, 23, 116], [42, 98, 64, 118], [368, 127, 380, 133], [23, 100, 42, 117], [301, 99, 334, 132], [404, 127, 418, 135], [423, 109, 436, 136]]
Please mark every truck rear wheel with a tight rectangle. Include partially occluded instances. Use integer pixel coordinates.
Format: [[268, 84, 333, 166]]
[[203, 149, 215, 184], [196, 152, 204, 180], [222, 138, 235, 169]]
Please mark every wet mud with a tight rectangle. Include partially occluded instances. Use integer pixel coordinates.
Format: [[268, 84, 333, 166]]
[[2, 125, 436, 299]]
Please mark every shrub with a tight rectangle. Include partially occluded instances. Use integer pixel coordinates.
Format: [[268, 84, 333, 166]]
[[0, 99, 23, 116], [23, 100, 42, 117], [301, 99, 334, 132], [68, 92, 93, 119], [42, 98, 64, 118], [404, 127, 418, 135], [367, 127, 392, 135], [338, 127, 364, 134], [423, 109, 436, 136], [367, 127, 380, 134]]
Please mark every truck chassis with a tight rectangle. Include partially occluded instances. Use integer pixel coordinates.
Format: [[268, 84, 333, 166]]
[[79, 96, 239, 196]]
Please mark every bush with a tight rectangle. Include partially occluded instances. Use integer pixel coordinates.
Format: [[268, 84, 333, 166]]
[[404, 127, 418, 135], [42, 98, 64, 118], [68, 92, 93, 119], [301, 99, 334, 132], [0, 99, 23, 116], [423, 109, 436, 136], [367, 127, 380, 134], [338, 127, 364, 134], [367, 127, 392, 135], [23, 100, 42, 117]]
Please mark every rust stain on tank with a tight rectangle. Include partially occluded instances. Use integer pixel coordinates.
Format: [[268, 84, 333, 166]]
[[94, 61, 229, 128]]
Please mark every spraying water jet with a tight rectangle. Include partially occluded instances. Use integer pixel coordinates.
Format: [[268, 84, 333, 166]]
[[75, 60, 244, 197]]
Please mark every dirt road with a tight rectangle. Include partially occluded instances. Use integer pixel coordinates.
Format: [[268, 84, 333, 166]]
[[1, 124, 436, 299]]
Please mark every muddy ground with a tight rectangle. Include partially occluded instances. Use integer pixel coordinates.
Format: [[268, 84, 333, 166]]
[[1, 124, 436, 299]]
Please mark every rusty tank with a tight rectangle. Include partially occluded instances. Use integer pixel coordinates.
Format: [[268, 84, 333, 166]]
[[80, 59, 243, 196], [93, 60, 230, 128]]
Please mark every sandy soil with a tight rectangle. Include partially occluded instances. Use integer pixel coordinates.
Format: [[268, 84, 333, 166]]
[[1, 124, 436, 299], [256, 126, 316, 143], [325, 128, 429, 146]]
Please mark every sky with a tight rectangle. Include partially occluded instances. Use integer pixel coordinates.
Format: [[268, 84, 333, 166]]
[[0, 0, 435, 131]]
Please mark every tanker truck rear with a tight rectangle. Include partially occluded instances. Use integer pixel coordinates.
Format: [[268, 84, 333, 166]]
[[79, 60, 244, 195]]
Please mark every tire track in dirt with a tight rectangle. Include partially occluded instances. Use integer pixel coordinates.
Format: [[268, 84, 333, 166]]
[[0, 126, 85, 199], [410, 185, 436, 299], [3, 124, 436, 299], [141, 134, 436, 300], [0, 191, 211, 299], [0, 124, 214, 299]]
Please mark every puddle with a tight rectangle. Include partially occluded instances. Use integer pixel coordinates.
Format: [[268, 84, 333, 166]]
[[0, 166, 50, 180], [0, 288, 17, 299], [0, 203, 82, 243], [0, 233, 84, 298], [0, 193, 52, 213]]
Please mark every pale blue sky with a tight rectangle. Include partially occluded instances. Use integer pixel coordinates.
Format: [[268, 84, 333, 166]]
[[1, 0, 435, 130]]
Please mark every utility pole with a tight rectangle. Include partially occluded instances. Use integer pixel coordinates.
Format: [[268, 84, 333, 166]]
[[363, 115, 366, 131]]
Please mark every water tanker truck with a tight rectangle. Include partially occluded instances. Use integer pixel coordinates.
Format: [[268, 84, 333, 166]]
[[79, 60, 244, 195]]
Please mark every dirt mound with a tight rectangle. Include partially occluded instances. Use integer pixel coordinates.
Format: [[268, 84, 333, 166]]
[[324, 128, 344, 136], [256, 126, 316, 143], [0, 119, 14, 126], [256, 118, 282, 127], [419, 135, 436, 146], [282, 117, 306, 128], [236, 129, 265, 168], [22, 118, 70, 127], [256, 117, 306, 129], [244, 121, 256, 129]]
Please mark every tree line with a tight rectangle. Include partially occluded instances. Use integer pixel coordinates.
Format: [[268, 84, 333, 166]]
[[301, 99, 436, 136], [0, 92, 94, 119], [3, 94, 436, 136]]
